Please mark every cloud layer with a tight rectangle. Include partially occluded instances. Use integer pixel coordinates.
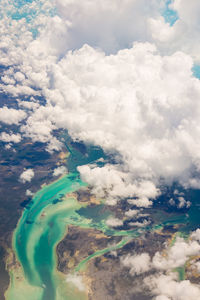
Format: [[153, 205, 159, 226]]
[[1, 0, 200, 204]]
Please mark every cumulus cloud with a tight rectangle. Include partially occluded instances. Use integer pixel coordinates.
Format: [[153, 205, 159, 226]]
[[26, 189, 34, 196], [1, 1, 200, 206], [106, 217, 123, 228], [146, 273, 200, 300], [53, 0, 164, 54], [153, 237, 200, 270], [19, 169, 35, 183], [53, 43, 200, 204], [78, 164, 158, 204], [53, 166, 67, 177], [18, 100, 40, 111], [125, 209, 139, 218], [191, 229, 200, 242], [149, 0, 200, 61], [177, 196, 191, 208], [121, 253, 151, 275], [0, 132, 21, 143], [1, 41, 200, 205], [169, 189, 191, 209], [0, 107, 27, 125]]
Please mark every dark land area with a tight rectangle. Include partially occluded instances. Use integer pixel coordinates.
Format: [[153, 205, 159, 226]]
[[57, 225, 174, 300]]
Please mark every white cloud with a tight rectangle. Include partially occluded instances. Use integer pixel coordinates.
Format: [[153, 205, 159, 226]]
[[26, 189, 34, 196], [46, 137, 63, 153], [106, 217, 123, 228], [1, 41, 199, 205], [5, 143, 11, 150], [19, 169, 35, 183], [53, 166, 67, 177], [127, 197, 153, 208], [0, 107, 27, 125], [153, 237, 200, 270], [177, 196, 191, 208], [78, 163, 159, 205], [121, 253, 151, 275], [0, 132, 21, 143], [1, 1, 200, 205], [149, 0, 200, 62], [191, 228, 200, 242], [146, 274, 200, 300], [18, 100, 40, 111], [40, 43, 200, 203], [53, 0, 164, 54], [125, 209, 139, 218]]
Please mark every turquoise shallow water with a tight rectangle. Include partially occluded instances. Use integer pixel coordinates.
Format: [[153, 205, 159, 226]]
[[6, 171, 142, 300], [5, 138, 111, 299], [8, 173, 87, 300]]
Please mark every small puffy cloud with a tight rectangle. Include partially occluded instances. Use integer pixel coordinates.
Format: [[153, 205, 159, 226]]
[[18, 100, 40, 111], [169, 198, 176, 206], [125, 209, 139, 218], [121, 253, 151, 275], [14, 72, 25, 82], [169, 190, 191, 209], [19, 169, 34, 183], [177, 196, 191, 208], [53, 166, 67, 177], [127, 197, 153, 208], [46, 137, 63, 153], [0, 106, 27, 125], [5, 144, 11, 150], [0, 132, 21, 143], [106, 217, 123, 228], [26, 189, 34, 196]]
